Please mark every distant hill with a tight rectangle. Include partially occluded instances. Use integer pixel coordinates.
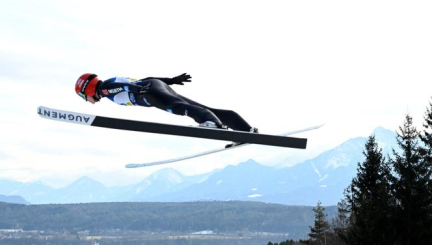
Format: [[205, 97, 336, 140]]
[[0, 201, 336, 240], [0, 194, 29, 205]]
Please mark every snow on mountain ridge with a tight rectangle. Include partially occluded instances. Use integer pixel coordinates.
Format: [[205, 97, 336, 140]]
[[150, 168, 184, 184]]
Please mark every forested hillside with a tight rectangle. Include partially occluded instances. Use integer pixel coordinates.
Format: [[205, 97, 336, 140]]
[[0, 201, 336, 237]]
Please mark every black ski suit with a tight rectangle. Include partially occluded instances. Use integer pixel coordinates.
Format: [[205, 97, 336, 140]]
[[96, 76, 252, 131]]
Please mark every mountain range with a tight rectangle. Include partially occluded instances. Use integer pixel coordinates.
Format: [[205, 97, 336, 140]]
[[0, 127, 399, 206]]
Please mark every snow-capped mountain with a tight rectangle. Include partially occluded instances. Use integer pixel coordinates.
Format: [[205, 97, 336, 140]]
[[149, 160, 278, 202], [0, 127, 399, 205], [118, 168, 211, 201], [0, 179, 55, 204], [373, 126, 400, 155], [56, 176, 112, 203]]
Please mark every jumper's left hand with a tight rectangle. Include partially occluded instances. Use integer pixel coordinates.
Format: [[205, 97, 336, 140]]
[[171, 73, 192, 85]]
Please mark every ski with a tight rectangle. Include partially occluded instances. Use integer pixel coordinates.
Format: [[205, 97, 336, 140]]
[[38, 106, 308, 148], [125, 124, 324, 168]]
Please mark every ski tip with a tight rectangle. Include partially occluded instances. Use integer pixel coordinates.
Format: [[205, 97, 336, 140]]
[[37, 106, 45, 117], [308, 123, 326, 130], [126, 163, 155, 168], [317, 123, 326, 128]]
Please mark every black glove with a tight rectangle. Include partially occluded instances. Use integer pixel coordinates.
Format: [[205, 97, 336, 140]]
[[171, 73, 192, 85]]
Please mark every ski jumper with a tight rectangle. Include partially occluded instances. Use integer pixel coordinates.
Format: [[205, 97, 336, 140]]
[[96, 77, 253, 131]]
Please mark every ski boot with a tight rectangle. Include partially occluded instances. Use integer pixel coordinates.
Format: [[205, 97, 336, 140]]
[[199, 121, 228, 130]]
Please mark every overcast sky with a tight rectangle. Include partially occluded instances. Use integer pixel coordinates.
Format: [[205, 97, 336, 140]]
[[1, 0, 431, 187]]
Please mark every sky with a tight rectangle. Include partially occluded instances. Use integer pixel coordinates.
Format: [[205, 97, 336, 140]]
[[1, 0, 431, 188]]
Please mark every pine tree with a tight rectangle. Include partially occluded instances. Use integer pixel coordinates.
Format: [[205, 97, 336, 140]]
[[308, 201, 330, 245], [345, 135, 395, 245], [392, 114, 432, 244], [420, 98, 432, 151], [418, 99, 432, 241], [331, 199, 350, 244], [419, 97, 432, 173]]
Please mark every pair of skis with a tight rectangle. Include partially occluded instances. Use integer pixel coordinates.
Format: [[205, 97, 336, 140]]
[[126, 124, 323, 168], [37, 106, 323, 168]]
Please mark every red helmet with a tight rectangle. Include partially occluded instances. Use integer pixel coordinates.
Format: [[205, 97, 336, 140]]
[[75, 73, 100, 100]]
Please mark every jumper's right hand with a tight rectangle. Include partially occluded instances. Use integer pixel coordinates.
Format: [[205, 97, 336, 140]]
[[171, 73, 192, 85]]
